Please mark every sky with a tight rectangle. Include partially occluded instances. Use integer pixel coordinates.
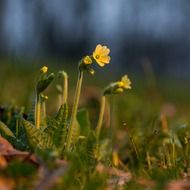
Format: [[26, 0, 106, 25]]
[[0, 0, 190, 76]]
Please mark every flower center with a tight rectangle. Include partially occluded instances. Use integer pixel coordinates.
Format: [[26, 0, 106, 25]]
[[95, 55, 100, 59]]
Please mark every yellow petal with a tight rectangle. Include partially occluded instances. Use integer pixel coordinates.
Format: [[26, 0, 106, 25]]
[[121, 75, 131, 89], [99, 56, 111, 64], [94, 44, 103, 54], [96, 60, 105, 67], [100, 46, 110, 56]]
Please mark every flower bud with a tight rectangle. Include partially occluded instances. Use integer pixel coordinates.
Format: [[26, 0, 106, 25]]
[[115, 87, 124, 93], [40, 66, 48, 73], [78, 56, 95, 75], [83, 56, 92, 65], [37, 73, 55, 94]]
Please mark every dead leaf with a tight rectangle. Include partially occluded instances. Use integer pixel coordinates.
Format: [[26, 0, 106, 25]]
[[0, 177, 15, 190], [0, 155, 7, 169], [166, 179, 190, 190], [0, 136, 37, 165]]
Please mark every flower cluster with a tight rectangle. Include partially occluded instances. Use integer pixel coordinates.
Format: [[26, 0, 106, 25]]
[[104, 75, 131, 95], [79, 44, 111, 74], [93, 44, 111, 67]]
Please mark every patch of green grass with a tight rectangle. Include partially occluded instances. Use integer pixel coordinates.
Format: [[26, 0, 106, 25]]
[[0, 55, 190, 190]]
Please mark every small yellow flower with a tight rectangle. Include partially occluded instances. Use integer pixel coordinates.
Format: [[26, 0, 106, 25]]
[[104, 75, 131, 95], [83, 56, 92, 65], [118, 75, 131, 89], [40, 66, 48, 73], [93, 44, 111, 67]]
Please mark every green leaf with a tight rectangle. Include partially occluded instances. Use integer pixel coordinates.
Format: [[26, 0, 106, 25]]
[[37, 73, 55, 94], [44, 117, 57, 137], [85, 132, 97, 166], [70, 119, 80, 146], [0, 121, 29, 151], [22, 119, 55, 150], [40, 100, 48, 130], [0, 121, 15, 138], [53, 104, 68, 148], [77, 108, 91, 136], [27, 100, 36, 124]]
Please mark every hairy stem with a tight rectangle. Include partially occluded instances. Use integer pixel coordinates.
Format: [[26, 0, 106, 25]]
[[66, 71, 83, 150], [62, 72, 68, 105], [40, 99, 47, 128], [35, 94, 41, 129], [172, 140, 176, 166], [96, 95, 106, 141]]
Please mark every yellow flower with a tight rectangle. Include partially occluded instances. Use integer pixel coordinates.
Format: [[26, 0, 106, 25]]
[[118, 75, 131, 89], [83, 56, 92, 65], [93, 44, 111, 67], [104, 75, 131, 95], [40, 66, 48, 73]]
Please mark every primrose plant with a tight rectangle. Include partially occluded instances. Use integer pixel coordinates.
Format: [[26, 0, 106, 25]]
[[0, 44, 132, 163]]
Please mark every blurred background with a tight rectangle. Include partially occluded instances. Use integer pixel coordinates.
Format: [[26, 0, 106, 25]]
[[0, 0, 190, 109], [0, 0, 190, 76]]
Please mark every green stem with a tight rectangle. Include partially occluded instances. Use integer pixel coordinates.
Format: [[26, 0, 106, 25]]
[[96, 95, 106, 141], [185, 142, 189, 168], [172, 141, 176, 166], [16, 119, 19, 137], [35, 94, 41, 129], [63, 72, 68, 104], [41, 99, 47, 128], [109, 96, 115, 150], [146, 151, 152, 170], [57, 94, 62, 110], [42, 101, 46, 119], [66, 71, 83, 150]]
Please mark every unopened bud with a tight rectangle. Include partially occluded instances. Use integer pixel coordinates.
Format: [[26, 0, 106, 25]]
[[40, 66, 48, 73], [83, 56, 92, 65]]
